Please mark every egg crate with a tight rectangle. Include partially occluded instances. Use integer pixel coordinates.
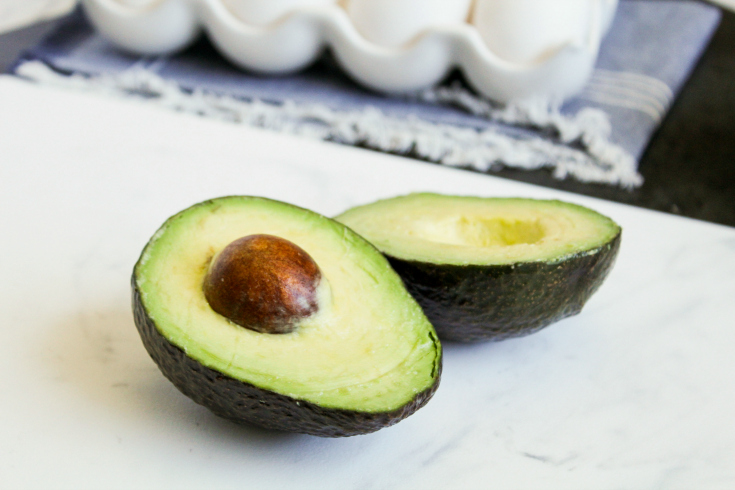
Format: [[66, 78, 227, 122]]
[[81, 0, 617, 102]]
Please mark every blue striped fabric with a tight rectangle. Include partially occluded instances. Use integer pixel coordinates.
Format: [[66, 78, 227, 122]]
[[12, 0, 722, 185]]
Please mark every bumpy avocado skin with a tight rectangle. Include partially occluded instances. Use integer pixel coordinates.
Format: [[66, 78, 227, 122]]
[[386, 232, 621, 343], [132, 280, 441, 437]]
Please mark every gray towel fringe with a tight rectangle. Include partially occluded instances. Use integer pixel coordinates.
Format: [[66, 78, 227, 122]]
[[16, 59, 643, 188]]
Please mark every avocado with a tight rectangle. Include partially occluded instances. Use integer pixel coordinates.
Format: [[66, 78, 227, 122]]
[[336, 193, 621, 342], [132, 196, 441, 437]]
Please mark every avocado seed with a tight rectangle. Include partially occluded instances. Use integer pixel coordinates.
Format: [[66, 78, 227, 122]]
[[203, 234, 323, 334]]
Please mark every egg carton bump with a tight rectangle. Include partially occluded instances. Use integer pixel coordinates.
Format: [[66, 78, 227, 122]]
[[81, 0, 617, 103]]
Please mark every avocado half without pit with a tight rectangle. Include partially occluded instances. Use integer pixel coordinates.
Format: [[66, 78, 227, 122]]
[[132, 196, 441, 437], [336, 193, 621, 343]]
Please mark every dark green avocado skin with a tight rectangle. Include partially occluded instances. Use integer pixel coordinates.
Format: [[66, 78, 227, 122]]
[[386, 232, 621, 343], [131, 279, 441, 437]]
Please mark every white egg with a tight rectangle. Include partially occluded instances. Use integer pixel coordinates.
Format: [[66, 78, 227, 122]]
[[346, 0, 473, 48], [472, 0, 593, 64], [110, 0, 158, 7], [222, 0, 337, 26]]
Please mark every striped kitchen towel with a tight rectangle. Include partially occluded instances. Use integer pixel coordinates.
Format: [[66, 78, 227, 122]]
[[11, 0, 721, 187]]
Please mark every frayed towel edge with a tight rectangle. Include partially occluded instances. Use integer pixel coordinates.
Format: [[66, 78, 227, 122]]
[[15, 59, 643, 188]]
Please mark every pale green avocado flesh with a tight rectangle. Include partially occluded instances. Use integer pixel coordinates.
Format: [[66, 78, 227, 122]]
[[336, 194, 621, 266], [134, 196, 440, 412]]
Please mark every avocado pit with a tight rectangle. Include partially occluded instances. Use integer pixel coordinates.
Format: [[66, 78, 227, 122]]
[[203, 234, 323, 334]]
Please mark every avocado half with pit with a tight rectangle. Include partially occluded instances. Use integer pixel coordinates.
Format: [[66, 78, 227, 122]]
[[132, 196, 441, 437], [336, 193, 621, 342]]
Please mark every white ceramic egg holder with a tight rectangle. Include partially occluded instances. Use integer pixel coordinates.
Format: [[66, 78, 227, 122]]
[[81, 0, 617, 102]]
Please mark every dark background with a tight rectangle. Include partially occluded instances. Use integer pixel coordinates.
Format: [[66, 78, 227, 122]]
[[2, 3, 733, 227]]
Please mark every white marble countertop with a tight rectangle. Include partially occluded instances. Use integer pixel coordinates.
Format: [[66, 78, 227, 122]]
[[1, 77, 734, 489]]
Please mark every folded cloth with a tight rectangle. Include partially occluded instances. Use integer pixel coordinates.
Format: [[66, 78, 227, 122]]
[[10, 1, 720, 187]]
